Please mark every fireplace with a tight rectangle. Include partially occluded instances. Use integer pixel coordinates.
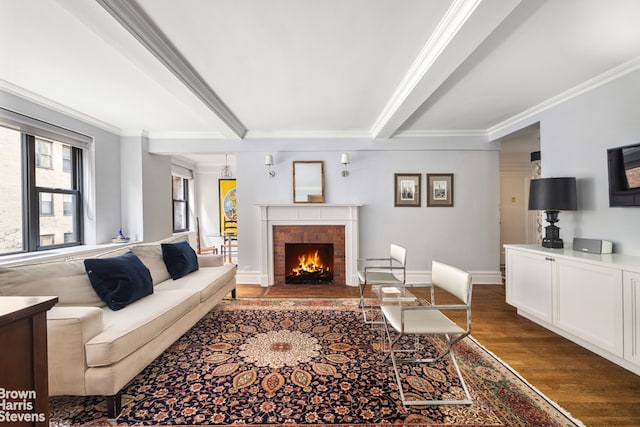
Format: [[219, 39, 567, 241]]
[[285, 243, 334, 284], [258, 204, 360, 286], [273, 225, 345, 285]]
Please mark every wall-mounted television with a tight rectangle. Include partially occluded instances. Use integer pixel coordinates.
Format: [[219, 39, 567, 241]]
[[622, 146, 640, 188], [607, 143, 640, 206]]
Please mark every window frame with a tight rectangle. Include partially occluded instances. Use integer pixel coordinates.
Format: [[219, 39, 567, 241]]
[[172, 175, 189, 233], [22, 134, 84, 252]]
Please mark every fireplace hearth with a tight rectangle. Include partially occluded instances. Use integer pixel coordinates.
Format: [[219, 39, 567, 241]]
[[285, 243, 334, 284]]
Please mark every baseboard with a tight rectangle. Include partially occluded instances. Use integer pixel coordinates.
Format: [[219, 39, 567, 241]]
[[235, 270, 265, 285], [237, 270, 503, 286]]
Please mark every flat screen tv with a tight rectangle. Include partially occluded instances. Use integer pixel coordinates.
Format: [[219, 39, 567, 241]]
[[607, 143, 640, 206], [622, 146, 640, 188]]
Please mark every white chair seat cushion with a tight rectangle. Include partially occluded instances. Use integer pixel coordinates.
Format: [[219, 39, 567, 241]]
[[382, 305, 465, 335], [357, 270, 403, 284]]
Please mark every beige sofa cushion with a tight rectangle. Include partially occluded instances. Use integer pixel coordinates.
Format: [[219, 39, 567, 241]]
[[130, 235, 191, 285], [197, 254, 224, 268], [131, 244, 171, 285], [0, 260, 105, 307], [155, 265, 236, 302], [85, 289, 199, 367]]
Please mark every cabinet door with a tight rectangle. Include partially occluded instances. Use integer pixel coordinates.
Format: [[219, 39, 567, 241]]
[[624, 270, 640, 367], [554, 259, 623, 357], [506, 249, 552, 323]]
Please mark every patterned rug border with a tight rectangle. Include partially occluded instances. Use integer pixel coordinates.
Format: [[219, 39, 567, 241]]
[[465, 335, 585, 427], [50, 297, 585, 427]]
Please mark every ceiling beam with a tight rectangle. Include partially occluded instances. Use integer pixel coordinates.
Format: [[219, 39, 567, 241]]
[[96, 0, 247, 140], [370, 0, 521, 139]]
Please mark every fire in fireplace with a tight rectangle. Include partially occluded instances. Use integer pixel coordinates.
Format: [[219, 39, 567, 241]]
[[285, 243, 334, 284]]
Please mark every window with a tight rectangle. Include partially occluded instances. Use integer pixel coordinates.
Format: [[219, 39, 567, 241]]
[[40, 234, 54, 246], [63, 194, 73, 216], [35, 139, 52, 169], [63, 145, 71, 172], [172, 176, 189, 232], [40, 192, 53, 216], [0, 126, 83, 255]]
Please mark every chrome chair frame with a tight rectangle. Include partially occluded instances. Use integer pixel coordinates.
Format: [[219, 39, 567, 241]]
[[357, 243, 407, 325], [381, 261, 473, 406]]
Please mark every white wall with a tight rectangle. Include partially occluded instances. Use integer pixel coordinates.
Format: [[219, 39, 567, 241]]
[[141, 137, 173, 242], [229, 141, 501, 283], [121, 134, 173, 242], [121, 136, 144, 241], [508, 70, 640, 255]]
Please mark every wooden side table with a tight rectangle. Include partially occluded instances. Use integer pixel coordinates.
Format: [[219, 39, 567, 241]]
[[0, 296, 58, 427]]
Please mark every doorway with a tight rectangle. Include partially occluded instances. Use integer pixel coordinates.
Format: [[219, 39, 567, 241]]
[[498, 123, 541, 265]]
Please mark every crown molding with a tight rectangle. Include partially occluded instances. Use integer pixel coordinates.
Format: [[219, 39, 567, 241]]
[[393, 129, 488, 138], [147, 131, 226, 140], [0, 79, 121, 135], [96, 0, 247, 140], [244, 130, 372, 140], [120, 129, 150, 138], [488, 56, 640, 139]]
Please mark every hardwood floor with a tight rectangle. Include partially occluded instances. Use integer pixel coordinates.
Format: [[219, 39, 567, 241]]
[[235, 283, 640, 427]]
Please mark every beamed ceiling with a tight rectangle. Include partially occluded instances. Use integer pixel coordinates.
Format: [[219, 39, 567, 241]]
[[1, 0, 640, 151]]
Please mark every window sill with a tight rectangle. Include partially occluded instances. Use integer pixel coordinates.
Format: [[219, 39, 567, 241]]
[[0, 241, 140, 267]]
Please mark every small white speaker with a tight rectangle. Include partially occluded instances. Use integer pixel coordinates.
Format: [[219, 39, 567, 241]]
[[573, 238, 613, 254]]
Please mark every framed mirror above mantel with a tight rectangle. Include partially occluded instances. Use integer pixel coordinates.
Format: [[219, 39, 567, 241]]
[[293, 160, 324, 203]]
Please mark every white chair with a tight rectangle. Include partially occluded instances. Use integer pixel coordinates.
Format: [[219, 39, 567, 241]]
[[357, 243, 407, 324], [381, 260, 473, 406]]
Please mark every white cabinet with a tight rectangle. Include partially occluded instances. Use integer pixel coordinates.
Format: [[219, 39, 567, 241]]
[[505, 244, 640, 375], [554, 259, 623, 357], [506, 249, 553, 323], [624, 271, 640, 368]]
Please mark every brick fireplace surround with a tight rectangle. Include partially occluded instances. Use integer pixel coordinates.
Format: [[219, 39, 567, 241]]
[[274, 225, 345, 285], [259, 204, 360, 286]]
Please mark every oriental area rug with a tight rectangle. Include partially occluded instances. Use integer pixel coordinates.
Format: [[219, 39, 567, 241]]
[[50, 298, 584, 427]]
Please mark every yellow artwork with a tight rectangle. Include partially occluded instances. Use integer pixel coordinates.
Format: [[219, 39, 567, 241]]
[[218, 179, 237, 233]]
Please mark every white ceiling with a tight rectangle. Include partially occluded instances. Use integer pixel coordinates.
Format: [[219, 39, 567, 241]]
[[1, 0, 640, 150]]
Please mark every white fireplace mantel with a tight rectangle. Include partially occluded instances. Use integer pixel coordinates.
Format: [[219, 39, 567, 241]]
[[258, 204, 361, 287]]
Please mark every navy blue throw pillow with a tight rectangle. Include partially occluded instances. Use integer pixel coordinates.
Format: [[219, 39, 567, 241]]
[[84, 252, 153, 311], [161, 240, 199, 280]]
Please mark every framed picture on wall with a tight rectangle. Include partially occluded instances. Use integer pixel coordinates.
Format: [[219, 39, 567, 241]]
[[427, 173, 454, 207], [218, 179, 237, 233], [394, 173, 421, 207]]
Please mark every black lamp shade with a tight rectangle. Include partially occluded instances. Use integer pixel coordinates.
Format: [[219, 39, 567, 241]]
[[529, 177, 577, 211]]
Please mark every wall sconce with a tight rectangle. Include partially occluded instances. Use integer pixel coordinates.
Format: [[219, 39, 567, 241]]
[[341, 153, 350, 177], [528, 177, 577, 248], [265, 154, 275, 177]]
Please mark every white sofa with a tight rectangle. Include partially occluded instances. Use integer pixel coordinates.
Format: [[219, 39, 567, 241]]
[[0, 235, 236, 417]]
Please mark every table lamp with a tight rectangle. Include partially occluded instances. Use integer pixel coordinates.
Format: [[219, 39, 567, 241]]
[[528, 177, 577, 248]]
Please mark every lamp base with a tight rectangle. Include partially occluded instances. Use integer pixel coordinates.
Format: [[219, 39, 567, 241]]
[[542, 237, 564, 249], [541, 210, 564, 249]]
